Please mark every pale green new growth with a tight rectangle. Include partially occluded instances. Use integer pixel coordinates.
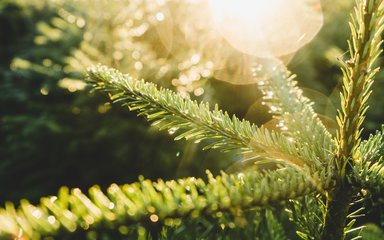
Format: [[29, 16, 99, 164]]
[[323, 0, 384, 239], [336, 0, 384, 161]]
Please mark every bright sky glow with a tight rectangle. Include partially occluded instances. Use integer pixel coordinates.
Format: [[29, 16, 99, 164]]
[[208, 0, 323, 58]]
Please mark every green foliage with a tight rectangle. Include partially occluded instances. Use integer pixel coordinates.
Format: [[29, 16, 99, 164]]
[[286, 196, 326, 239], [322, 1, 384, 238], [255, 59, 334, 163], [1, 0, 384, 239], [0, 0, 231, 204], [87, 64, 332, 181], [358, 126, 384, 165], [0, 169, 315, 239], [336, 0, 384, 161], [354, 126, 384, 195]]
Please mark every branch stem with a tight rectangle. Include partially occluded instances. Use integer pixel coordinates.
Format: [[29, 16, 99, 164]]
[[322, 183, 354, 240]]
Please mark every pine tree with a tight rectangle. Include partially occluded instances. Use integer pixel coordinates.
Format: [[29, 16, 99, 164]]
[[1, 0, 384, 239]]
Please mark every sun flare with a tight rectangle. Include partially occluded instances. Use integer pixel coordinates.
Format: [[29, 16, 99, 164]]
[[208, 0, 323, 58]]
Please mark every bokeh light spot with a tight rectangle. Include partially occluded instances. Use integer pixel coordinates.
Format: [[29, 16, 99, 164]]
[[208, 0, 323, 57]]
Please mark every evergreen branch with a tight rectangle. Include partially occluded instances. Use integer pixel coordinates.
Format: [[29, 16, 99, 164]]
[[0, 169, 318, 239], [263, 209, 289, 240], [323, 1, 384, 239], [87, 65, 327, 171], [356, 125, 384, 163], [353, 126, 384, 195], [355, 160, 384, 195], [161, 208, 288, 239], [336, 0, 384, 162], [287, 195, 326, 240], [255, 59, 335, 163]]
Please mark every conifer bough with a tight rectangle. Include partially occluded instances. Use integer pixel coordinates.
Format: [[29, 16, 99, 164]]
[[1, 0, 384, 239]]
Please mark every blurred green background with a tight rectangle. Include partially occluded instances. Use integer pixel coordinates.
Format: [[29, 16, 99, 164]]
[[0, 0, 383, 230]]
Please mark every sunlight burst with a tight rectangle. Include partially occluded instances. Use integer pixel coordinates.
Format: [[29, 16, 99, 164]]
[[208, 0, 323, 57]]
